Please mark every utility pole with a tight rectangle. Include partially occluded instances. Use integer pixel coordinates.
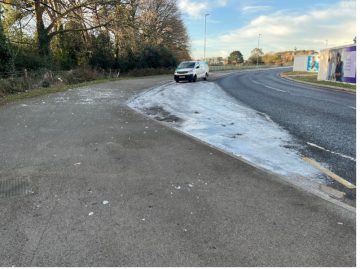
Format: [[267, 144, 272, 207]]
[[204, 13, 210, 61], [293, 46, 297, 61], [256, 34, 262, 68]]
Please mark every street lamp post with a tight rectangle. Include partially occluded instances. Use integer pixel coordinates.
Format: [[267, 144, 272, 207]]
[[256, 34, 262, 68], [204, 13, 210, 61]]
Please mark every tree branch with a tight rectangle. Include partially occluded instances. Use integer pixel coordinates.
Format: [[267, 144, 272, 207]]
[[49, 22, 109, 38], [0, 0, 34, 13], [45, 0, 119, 34]]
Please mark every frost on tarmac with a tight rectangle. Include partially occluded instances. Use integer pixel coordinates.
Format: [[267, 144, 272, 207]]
[[128, 81, 324, 184]]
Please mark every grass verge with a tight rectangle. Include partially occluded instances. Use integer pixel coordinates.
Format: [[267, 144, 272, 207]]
[[281, 71, 356, 90]]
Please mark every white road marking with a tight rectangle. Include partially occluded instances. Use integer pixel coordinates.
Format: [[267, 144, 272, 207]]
[[251, 80, 262, 85], [264, 85, 287, 92], [348, 106, 356, 110], [306, 142, 356, 162], [251, 80, 287, 93]]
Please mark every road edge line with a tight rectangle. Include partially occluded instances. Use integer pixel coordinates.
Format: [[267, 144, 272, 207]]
[[303, 157, 356, 189]]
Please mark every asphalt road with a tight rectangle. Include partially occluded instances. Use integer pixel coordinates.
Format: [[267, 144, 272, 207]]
[[0, 74, 355, 266], [216, 68, 356, 197]]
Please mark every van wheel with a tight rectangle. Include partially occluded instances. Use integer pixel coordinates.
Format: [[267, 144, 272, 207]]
[[175, 79, 179, 83], [192, 75, 197, 82], [203, 73, 208, 80]]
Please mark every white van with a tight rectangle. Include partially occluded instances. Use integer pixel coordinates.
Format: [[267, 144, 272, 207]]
[[174, 61, 209, 83]]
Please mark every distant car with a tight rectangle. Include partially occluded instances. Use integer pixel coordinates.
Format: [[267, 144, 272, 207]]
[[174, 61, 209, 83]]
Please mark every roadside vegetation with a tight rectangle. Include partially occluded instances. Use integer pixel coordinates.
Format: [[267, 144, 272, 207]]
[[0, 0, 189, 98], [0, 67, 174, 98], [282, 71, 356, 90]]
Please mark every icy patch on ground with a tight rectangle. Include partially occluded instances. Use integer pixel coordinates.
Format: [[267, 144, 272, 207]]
[[73, 87, 120, 105], [128, 81, 322, 180]]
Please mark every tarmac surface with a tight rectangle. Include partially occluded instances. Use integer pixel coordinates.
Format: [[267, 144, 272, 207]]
[[217, 68, 356, 198], [0, 73, 356, 266]]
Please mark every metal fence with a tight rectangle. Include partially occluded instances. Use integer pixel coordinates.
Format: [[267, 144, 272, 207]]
[[209, 64, 286, 72]]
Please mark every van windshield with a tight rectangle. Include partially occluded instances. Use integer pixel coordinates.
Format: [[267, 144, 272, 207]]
[[178, 62, 195, 69]]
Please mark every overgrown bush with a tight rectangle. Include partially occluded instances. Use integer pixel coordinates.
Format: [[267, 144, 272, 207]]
[[62, 68, 100, 84], [0, 65, 175, 98], [136, 46, 178, 69], [14, 49, 50, 70], [0, 77, 28, 96], [89, 33, 115, 69]]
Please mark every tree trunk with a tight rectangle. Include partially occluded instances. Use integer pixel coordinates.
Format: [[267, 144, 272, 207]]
[[34, 0, 51, 57]]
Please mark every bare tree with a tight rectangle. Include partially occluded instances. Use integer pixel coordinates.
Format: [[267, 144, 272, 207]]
[[137, 0, 190, 59], [1, 0, 121, 56]]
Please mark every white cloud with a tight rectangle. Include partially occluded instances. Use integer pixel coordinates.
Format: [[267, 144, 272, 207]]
[[178, 0, 228, 18], [242, 5, 271, 13], [216, 0, 228, 7], [190, 1, 356, 59], [178, 0, 208, 18]]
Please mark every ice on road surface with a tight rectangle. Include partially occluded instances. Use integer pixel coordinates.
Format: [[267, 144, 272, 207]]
[[128, 81, 323, 183]]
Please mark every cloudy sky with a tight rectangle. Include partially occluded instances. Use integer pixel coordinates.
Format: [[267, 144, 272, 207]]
[[177, 0, 357, 59]]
